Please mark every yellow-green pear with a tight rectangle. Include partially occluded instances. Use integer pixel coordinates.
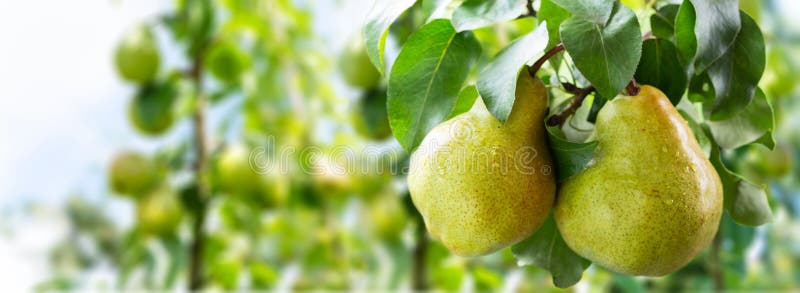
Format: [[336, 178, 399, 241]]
[[339, 35, 381, 89], [555, 86, 723, 276], [408, 73, 555, 256], [129, 81, 176, 136], [213, 144, 289, 207], [137, 186, 183, 236], [115, 24, 160, 83], [108, 151, 161, 197]]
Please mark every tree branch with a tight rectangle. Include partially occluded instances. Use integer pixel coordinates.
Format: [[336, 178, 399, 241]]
[[546, 84, 595, 126], [528, 43, 565, 77], [188, 42, 211, 291]]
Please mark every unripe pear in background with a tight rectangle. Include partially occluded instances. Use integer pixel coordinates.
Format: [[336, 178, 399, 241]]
[[108, 151, 161, 197], [115, 24, 160, 83], [366, 193, 408, 241], [339, 35, 381, 89], [555, 86, 723, 276], [128, 80, 177, 136], [213, 144, 289, 208], [137, 186, 183, 236], [408, 72, 555, 256], [205, 39, 251, 85], [739, 143, 794, 184], [352, 88, 392, 140]]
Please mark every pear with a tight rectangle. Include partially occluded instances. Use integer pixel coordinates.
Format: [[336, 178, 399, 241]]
[[137, 186, 183, 236], [554, 86, 723, 276], [213, 145, 289, 208], [408, 72, 555, 256], [115, 24, 160, 83], [339, 35, 381, 89], [108, 151, 161, 197]]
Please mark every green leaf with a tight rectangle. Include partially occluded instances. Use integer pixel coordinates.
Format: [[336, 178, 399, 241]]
[[707, 12, 766, 121], [706, 128, 772, 226], [722, 214, 755, 255], [545, 126, 598, 182], [452, 0, 527, 31], [364, 0, 418, 75], [512, 216, 590, 288], [690, 0, 740, 72], [550, 0, 613, 24], [388, 19, 481, 151], [707, 88, 774, 149], [422, 0, 452, 21], [675, 0, 697, 68], [160, 236, 184, 289], [538, 0, 571, 49], [447, 85, 479, 119], [586, 93, 607, 123], [560, 2, 642, 100], [651, 4, 679, 40], [634, 38, 688, 105], [687, 71, 714, 104], [476, 23, 549, 122]]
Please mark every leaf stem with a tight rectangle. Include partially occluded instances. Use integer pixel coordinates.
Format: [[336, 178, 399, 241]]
[[528, 43, 565, 77], [546, 84, 595, 126]]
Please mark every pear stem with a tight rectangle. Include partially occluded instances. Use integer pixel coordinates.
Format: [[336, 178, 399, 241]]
[[528, 43, 565, 77], [625, 79, 641, 96], [546, 83, 595, 126]]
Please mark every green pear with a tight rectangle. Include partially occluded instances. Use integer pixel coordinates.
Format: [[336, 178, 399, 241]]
[[205, 39, 250, 85], [108, 151, 161, 197], [352, 88, 392, 140], [129, 81, 176, 136], [213, 144, 289, 208], [366, 193, 408, 241], [408, 73, 555, 256], [137, 186, 183, 236], [115, 24, 160, 83], [555, 86, 723, 276], [339, 35, 381, 89]]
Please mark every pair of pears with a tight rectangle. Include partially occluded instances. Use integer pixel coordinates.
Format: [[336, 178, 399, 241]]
[[408, 72, 722, 276]]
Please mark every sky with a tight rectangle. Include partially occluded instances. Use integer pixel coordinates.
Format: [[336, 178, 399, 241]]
[[0, 0, 798, 290]]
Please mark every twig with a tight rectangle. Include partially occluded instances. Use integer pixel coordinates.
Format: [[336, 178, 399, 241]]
[[517, 0, 537, 18], [528, 43, 565, 77], [546, 85, 595, 126], [526, 0, 536, 18]]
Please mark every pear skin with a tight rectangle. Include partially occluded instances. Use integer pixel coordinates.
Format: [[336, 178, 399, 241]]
[[555, 86, 723, 276], [408, 72, 555, 256]]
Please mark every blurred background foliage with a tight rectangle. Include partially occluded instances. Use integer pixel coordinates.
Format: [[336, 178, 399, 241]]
[[4, 0, 798, 291]]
